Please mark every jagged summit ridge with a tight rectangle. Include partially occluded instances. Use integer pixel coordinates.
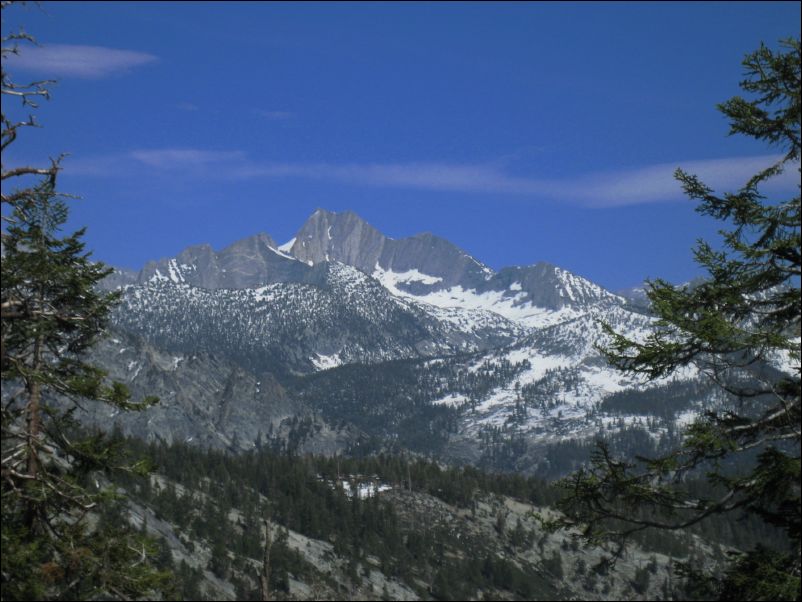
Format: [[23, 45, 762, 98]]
[[480, 263, 625, 310], [286, 208, 493, 291], [139, 231, 310, 289], [125, 208, 624, 317], [280, 210, 625, 311]]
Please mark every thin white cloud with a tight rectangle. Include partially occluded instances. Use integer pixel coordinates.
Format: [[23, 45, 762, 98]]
[[577, 155, 799, 207], [176, 102, 200, 111], [50, 148, 245, 177], [232, 154, 798, 206], [5, 44, 157, 78], [130, 148, 246, 168], [232, 162, 540, 193], [66, 147, 800, 207]]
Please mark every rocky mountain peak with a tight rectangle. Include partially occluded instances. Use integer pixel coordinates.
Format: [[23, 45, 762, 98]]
[[479, 262, 624, 310], [138, 231, 308, 290], [220, 231, 277, 254], [121, 209, 623, 314], [285, 209, 492, 292], [289, 209, 386, 271]]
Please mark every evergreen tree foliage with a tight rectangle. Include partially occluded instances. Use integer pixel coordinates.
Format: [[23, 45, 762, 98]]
[[554, 38, 801, 599], [105, 429, 793, 600], [1, 3, 164, 599]]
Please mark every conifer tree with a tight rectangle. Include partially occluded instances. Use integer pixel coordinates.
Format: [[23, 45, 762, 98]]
[[555, 38, 800, 599], [1, 3, 165, 599]]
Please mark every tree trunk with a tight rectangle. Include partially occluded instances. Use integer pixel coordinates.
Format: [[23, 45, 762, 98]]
[[24, 332, 43, 529], [259, 517, 273, 601]]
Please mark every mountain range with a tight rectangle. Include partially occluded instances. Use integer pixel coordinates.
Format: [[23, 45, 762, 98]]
[[91, 208, 716, 476]]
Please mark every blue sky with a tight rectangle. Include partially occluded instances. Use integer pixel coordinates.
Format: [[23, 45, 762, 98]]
[[3, 1, 800, 290]]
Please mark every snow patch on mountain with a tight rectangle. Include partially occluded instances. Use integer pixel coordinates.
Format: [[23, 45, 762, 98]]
[[402, 285, 584, 330], [431, 392, 472, 407], [278, 238, 296, 253], [769, 337, 801, 375], [372, 264, 444, 295], [269, 245, 298, 261], [449, 309, 707, 447], [166, 259, 184, 284], [312, 353, 342, 371], [149, 269, 168, 283]]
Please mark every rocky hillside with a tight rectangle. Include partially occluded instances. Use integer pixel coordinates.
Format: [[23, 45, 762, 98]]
[[106, 437, 743, 601]]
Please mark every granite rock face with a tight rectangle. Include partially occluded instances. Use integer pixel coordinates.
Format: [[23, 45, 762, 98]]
[[98, 267, 139, 290], [478, 263, 625, 311], [289, 209, 386, 272], [288, 209, 491, 290], [79, 331, 359, 454], [139, 232, 311, 289]]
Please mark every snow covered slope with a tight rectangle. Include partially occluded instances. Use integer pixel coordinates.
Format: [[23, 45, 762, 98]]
[[114, 262, 524, 375]]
